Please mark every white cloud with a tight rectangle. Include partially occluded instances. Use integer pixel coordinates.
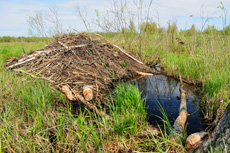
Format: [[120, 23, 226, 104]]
[[0, 0, 229, 36]]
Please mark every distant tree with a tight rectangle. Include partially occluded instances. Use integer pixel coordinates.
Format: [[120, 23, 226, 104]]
[[28, 6, 63, 37], [128, 20, 136, 33], [167, 23, 178, 34], [203, 25, 218, 34], [223, 24, 230, 35], [184, 24, 197, 36], [141, 22, 158, 34]]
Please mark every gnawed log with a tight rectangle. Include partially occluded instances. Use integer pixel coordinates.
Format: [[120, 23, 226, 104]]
[[186, 132, 207, 148], [61, 85, 76, 101], [83, 85, 94, 101], [193, 104, 230, 152], [171, 74, 188, 137], [72, 90, 109, 118], [60, 85, 109, 118]]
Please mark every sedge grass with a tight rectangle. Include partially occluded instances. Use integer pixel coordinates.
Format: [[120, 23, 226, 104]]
[[0, 59, 184, 152], [1, 56, 166, 152], [0, 41, 47, 63], [107, 30, 230, 122]]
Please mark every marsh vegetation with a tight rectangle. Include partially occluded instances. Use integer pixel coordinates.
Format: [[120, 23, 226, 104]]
[[1, 1, 230, 152]]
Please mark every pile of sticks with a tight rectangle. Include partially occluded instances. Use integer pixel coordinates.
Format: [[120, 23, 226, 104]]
[[5, 33, 153, 117]]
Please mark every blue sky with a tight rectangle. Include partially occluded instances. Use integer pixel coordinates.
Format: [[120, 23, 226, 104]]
[[0, 0, 229, 36]]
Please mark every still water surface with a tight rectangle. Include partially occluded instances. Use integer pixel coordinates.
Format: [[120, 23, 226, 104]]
[[133, 75, 206, 135]]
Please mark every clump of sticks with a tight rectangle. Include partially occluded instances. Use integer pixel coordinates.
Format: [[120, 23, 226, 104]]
[[5, 33, 153, 117]]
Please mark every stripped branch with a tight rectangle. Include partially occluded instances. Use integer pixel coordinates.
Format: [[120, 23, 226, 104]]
[[171, 74, 187, 137], [93, 33, 143, 65], [58, 41, 87, 50]]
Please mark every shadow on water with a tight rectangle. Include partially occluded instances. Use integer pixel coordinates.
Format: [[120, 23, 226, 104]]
[[132, 75, 206, 135]]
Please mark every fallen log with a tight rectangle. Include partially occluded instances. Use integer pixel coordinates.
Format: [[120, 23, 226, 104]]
[[193, 103, 230, 152], [186, 132, 207, 148], [171, 74, 188, 137]]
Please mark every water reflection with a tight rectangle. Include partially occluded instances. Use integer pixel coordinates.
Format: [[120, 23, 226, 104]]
[[133, 75, 205, 135]]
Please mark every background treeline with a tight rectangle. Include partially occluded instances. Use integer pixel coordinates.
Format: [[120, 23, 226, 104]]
[[123, 21, 230, 36], [2, 22, 230, 43], [0, 36, 50, 42]]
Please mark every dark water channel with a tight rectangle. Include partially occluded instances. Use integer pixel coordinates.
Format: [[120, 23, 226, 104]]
[[132, 75, 206, 135]]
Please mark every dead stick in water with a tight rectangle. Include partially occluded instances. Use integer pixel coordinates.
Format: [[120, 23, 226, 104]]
[[171, 74, 188, 137]]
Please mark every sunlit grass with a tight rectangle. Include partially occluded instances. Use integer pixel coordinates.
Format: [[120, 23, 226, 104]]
[[107, 31, 230, 122], [0, 58, 155, 152], [0, 42, 47, 62]]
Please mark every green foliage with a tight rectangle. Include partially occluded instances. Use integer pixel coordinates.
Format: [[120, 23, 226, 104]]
[[223, 25, 230, 35], [167, 23, 178, 34], [141, 22, 158, 34], [106, 25, 230, 122], [111, 84, 146, 137], [203, 25, 219, 35], [129, 20, 136, 33], [184, 24, 197, 36], [120, 62, 128, 67]]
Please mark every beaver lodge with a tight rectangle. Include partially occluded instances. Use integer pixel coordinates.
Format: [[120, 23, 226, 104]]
[[5, 33, 154, 116]]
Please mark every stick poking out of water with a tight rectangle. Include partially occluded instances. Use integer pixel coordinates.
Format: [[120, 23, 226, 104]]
[[172, 74, 188, 137]]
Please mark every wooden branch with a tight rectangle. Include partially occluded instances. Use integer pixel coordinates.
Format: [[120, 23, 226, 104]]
[[7, 49, 58, 69], [172, 74, 187, 137], [8, 57, 36, 69], [13, 69, 54, 83], [112, 44, 143, 65], [136, 71, 153, 76], [58, 41, 87, 50], [93, 33, 143, 65], [58, 41, 69, 49]]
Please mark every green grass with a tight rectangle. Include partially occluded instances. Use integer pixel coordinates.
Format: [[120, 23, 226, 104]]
[[0, 42, 47, 63], [106, 31, 230, 122], [1, 31, 226, 152], [0, 65, 153, 152], [0, 36, 49, 42]]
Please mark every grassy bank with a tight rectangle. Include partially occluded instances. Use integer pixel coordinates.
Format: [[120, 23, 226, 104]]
[[106, 31, 230, 123]]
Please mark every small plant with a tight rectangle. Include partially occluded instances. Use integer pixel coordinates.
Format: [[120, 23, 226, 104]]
[[120, 62, 128, 67]]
